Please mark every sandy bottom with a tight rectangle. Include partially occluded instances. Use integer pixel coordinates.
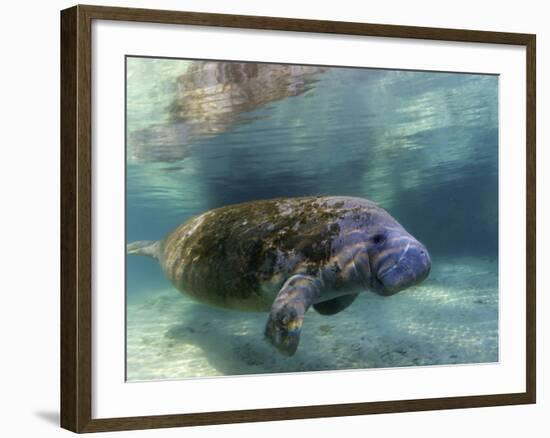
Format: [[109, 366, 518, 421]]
[[126, 256, 498, 381]]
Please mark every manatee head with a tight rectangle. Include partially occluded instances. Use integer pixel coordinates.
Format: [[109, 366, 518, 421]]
[[366, 210, 431, 296]]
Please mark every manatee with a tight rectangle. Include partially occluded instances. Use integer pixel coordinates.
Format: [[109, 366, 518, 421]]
[[127, 196, 431, 356]]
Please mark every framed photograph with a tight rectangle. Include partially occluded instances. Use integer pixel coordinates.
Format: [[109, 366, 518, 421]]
[[60, 4, 536, 433]]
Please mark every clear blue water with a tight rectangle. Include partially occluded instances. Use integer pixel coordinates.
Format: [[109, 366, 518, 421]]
[[126, 57, 498, 381]]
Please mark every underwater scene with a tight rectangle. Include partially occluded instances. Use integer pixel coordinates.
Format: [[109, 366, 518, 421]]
[[126, 57, 499, 381]]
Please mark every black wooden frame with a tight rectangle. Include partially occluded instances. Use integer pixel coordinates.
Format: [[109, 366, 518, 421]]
[[61, 4, 536, 433]]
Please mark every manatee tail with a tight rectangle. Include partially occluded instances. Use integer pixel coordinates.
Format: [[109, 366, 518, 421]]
[[126, 240, 161, 260]]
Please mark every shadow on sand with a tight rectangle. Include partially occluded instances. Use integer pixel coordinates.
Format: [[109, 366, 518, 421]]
[[163, 301, 345, 376]]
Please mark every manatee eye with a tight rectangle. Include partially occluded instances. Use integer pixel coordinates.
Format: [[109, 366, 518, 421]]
[[372, 234, 386, 245]]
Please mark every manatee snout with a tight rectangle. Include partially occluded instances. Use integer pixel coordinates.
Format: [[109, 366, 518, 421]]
[[373, 237, 431, 296]]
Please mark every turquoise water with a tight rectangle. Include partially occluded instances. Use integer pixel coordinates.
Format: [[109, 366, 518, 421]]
[[126, 57, 498, 381]]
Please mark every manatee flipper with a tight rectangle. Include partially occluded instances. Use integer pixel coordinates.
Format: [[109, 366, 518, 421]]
[[313, 293, 359, 315], [264, 274, 322, 356], [126, 240, 161, 259]]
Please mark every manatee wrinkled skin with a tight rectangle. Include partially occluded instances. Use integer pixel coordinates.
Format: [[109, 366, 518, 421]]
[[127, 196, 431, 356]]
